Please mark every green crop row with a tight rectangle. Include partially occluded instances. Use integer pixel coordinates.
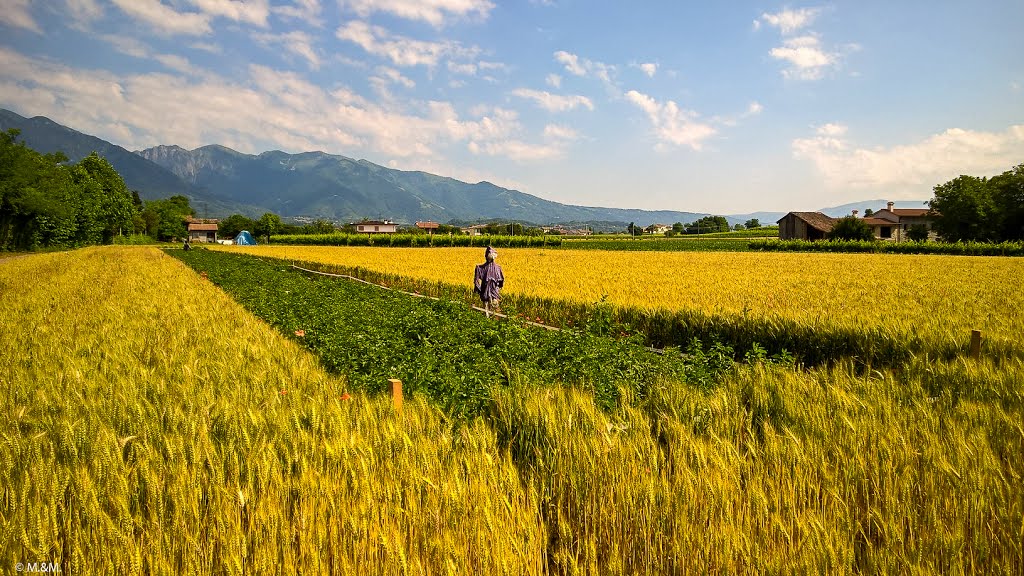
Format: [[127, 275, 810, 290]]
[[278, 256, 1022, 367], [750, 238, 1024, 256], [171, 249, 737, 417], [271, 232, 562, 248]]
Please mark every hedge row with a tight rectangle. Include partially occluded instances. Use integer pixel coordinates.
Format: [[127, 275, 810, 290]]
[[271, 233, 562, 248], [749, 239, 1024, 256]]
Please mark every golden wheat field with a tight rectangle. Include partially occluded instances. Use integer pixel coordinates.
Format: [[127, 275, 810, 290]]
[[2, 246, 1022, 573], [215, 245, 1024, 351]]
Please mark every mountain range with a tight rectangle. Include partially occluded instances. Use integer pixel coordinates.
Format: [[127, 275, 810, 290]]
[[0, 108, 928, 227]]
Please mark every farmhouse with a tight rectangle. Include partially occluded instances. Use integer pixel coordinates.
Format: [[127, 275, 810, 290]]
[[865, 202, 936, 241], [186, 219, 219, 243], [355, 220, 397, 234], [779, 203, 937, 242], [646, 223, 672, 234], [416, 221, 440, 234], [777, 212, 835, 241]]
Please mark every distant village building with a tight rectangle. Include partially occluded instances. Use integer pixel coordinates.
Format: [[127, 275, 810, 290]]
[[355, 220, 397, 234], [646, 223, 672, 235], [541, 225, 592, 236], [186, 219, 219, 243], [461, 224, 489, 236], [778, 202, 937, 241], [415, 221, 440, 234]]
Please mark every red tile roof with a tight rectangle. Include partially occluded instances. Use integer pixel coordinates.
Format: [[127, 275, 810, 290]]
[[415, 221, 440, 229], [860, 217, 894, 226], [188, 223, 219, 231]]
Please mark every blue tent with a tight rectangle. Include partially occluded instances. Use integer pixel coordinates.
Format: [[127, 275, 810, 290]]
[[235, 230, 257, 245]]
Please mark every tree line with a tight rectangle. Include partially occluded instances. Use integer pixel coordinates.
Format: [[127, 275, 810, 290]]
[[928, 164, 1023, 242], [0, 129, 205, 250], [0, 131, 336, 250], [1, 129, 137, 250]]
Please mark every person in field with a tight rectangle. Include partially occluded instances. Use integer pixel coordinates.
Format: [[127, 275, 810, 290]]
[[474, 246, 504, 317]]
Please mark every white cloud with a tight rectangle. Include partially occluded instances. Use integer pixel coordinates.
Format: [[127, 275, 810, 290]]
[[336, 21, 479, 68], [447, 61, 477, 75], [154, 54, 194, 75], [478, 61, 506, 72], [469, 139, 562, 161], [253, 30, 320, 69], [189, 0, 269, 26], [190, 41, 223, 53], [511, 88, 594, 112], [99, 34, 152, 58], [338, 0, 494, 27], [554, 50, 613, 84], [792, 123, 1024, 195], [110, 0, 212, 36], [624, 89, 717, 150], [554, 51, 586, 76], [374, 66, 415, 88], [272, 0, 321, 25], [0, 0, 41, 33], [759, 7, 820, 35], [747, 101, 764, 116], [638, 62, 657, 77], [0, 47, 556, 165], [815, 123, 846, 136], [65, 0, 104, 25], [545, 73, 561, 88], [769, 35, 836, 80], [543, 124, 578, 141]]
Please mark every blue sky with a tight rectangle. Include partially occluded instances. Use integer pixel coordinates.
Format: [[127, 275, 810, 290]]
[[1, 0, 1022, 213]]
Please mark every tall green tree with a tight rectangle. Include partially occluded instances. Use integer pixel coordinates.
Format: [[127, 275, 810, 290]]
[[988, 164, 1024, 241], [255, 212, 282, 243], [145, 195, 194, 241], [0, 129, 78, 250], [218, 214, 257, 238], [77, 153, 135, 242], [744, 218, 760, 229], [928, 175, 993, 242], [685, 216, 729, 234], [827, 216, 874, 241]]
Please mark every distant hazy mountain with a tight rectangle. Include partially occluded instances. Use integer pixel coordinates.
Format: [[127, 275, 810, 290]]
[[2, 107, 928, 227], [136, 143, 715, 226], [0, 109, 265, 217]]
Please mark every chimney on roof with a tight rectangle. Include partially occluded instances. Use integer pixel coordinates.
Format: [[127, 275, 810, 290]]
[[887, 201, 894, 212], [852, 209, 859, 217]]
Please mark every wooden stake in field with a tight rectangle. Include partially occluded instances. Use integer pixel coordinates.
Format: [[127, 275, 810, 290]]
[[969, 330, 983, 360], [388, 378, 403, 412]]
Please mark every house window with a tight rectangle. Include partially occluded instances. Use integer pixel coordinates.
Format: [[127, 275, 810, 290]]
[[358, 225, 364, 231], [880, 226, 892, 239], [374, 226, 379, 232]]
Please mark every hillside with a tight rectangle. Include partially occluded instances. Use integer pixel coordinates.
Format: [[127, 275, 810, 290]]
[[136, 143, 714, 225], [0, 109, 267, 216]]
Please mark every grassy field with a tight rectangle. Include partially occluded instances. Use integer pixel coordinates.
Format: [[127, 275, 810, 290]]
[[213, 245, 1024, 362], [4, 246, 1024, 572], [2, 246, 1022, 573]]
